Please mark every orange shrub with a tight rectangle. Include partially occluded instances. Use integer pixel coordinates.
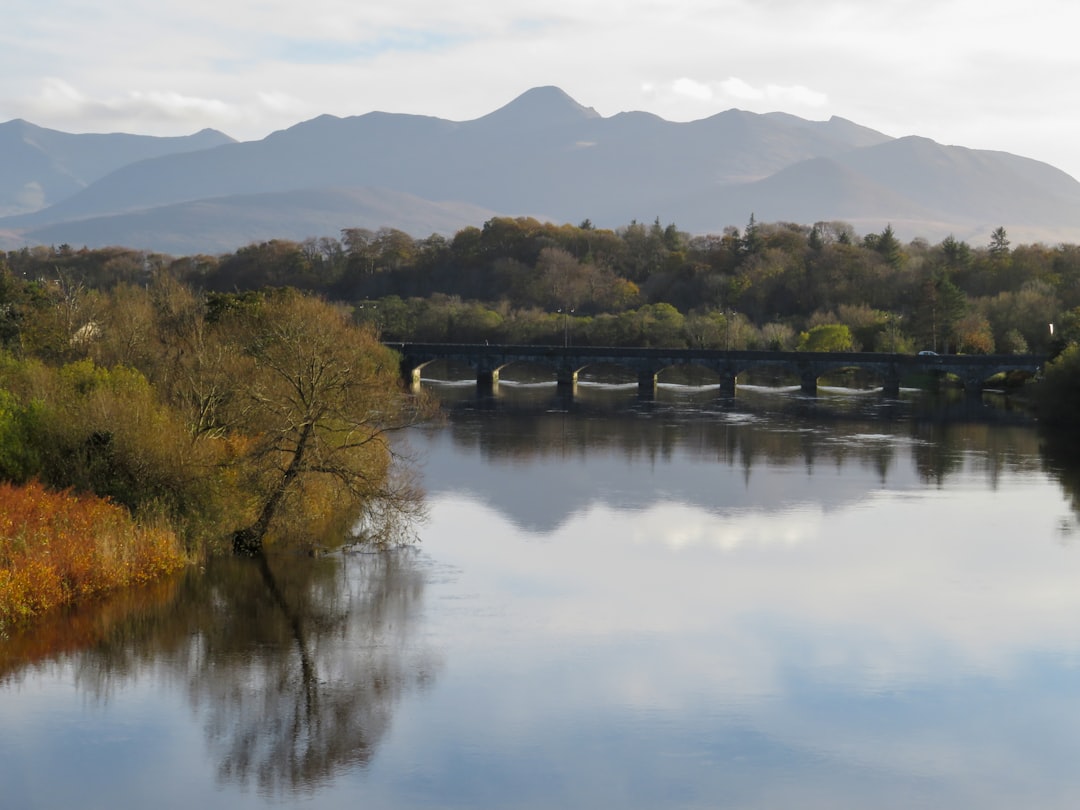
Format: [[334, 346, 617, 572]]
[[0, 481, 186, 630]]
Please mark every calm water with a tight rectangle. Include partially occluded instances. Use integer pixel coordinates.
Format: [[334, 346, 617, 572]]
[[3, 381, 1080, 809]]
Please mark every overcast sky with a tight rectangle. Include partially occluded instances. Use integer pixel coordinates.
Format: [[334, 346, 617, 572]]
[[4, 0, 1080, 179]]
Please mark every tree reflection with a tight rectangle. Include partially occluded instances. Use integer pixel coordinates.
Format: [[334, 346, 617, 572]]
[[0, 544, 439, 797], [440, 393, 1041, 488], [189, 550, 437, 795], [1040, 428, 1080, 534]]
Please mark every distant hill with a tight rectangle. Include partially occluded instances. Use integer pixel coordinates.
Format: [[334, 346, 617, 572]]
[[11, 187, 496, 256], [3, 85, 1080, 254], [0, 120, 234, 217]]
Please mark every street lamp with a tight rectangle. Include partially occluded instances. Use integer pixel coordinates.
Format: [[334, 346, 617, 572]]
[[557, 308, 574, 347], [357, 299, 377, 325]]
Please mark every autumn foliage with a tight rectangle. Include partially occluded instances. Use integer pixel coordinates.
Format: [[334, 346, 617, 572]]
[[0, 480, 185, 630], [0, 272, 429, 625]]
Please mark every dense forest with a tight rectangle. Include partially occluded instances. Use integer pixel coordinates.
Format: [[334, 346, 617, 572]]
[[6, 216, 1079, 356]]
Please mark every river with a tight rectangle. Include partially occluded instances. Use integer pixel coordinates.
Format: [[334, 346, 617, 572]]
[[2, 380, 1080, 809]]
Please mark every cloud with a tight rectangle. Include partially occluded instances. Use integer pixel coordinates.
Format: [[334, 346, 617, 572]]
[[20, 78, 303, 136], [719, 77, 828, 108], [720, 77, 763, 101], [32, 78, 228, 120], [255, 91, 305, 116], [124, 90, 236, 121], [642, 77, 827, 121], [671, 77, 713, 102], [765, 83, 828, 107], [270, 29, 469, 64]]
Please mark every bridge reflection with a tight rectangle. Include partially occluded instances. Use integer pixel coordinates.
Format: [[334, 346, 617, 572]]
[[391, 343, 1046, 399]]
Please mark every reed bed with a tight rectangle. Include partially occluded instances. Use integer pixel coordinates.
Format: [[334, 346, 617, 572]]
[[0, 481, 185, 630]]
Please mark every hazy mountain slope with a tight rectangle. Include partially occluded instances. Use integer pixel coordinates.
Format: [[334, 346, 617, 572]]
[[4, 187, 495, 255], [4, 87, 892, 229], [835, 137, 1080, 223], [662, 145, 1080, 244], [4, 85, 1080, 254], [384, 96, 901, 225], [663, 157, 946, 235], [763, 112, 893, 150], [0, 119, 234, 216]]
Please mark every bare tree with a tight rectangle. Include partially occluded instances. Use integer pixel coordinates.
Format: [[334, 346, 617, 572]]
[[215, 291, 433, 555]]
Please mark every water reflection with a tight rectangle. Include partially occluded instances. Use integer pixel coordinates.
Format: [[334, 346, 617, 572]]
[[405, 439, 1080, 808], [1039, 428, 1080, 537], [6, 382, 1080, 809], [1, 549, 438, 798], [416, 382, 1048, 533]]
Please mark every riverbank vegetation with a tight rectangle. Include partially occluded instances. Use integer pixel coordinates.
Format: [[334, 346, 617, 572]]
[[0, 270, 434, 628]]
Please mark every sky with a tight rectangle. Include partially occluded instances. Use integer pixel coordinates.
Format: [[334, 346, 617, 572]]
[[4, 0, 1080, 180]]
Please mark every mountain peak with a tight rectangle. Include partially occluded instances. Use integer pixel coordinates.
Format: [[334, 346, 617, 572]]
[[0, 118, 44, 139], [471, 86, 601, 128]]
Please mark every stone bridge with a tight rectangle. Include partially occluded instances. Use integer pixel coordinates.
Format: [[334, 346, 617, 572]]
[[391, 343, 1046, 398]]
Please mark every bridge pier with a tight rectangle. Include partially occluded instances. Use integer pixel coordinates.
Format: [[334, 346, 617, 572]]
[[557, 366, 578, 399], [638, 371, 657, 398], [718, 373, 737, 398], [477, 368, 499, 390], [800, 370, 818, 395], [881, 371, 901, 397], [557, 368, 579, 388]]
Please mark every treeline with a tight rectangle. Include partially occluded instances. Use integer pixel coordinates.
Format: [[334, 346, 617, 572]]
[[8, 216, 1080, 355], [0, 272, 431, 627]]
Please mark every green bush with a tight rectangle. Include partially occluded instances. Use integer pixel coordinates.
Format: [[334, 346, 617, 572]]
[[1033, 344, 1080, 425], [0, 388, 43, 482], [797, 323, 854, 352]]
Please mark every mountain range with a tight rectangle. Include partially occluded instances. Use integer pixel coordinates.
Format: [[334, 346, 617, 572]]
[[3, 85, 1080, 256]]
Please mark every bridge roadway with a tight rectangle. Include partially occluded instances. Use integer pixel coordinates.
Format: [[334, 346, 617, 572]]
[[391, 343, 1046, 398]]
